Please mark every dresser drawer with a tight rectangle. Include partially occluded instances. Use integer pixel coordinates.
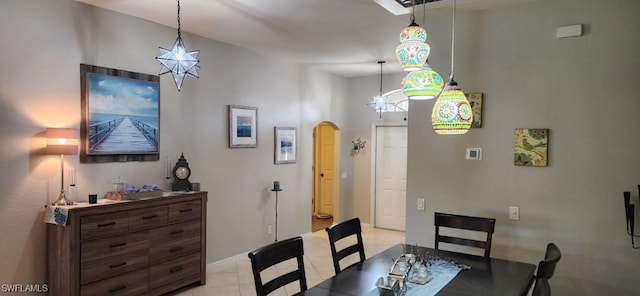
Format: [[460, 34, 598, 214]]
[[80, 250, 148, 285], [149, 236, 201, 264], [81, 211, 129, 240], [168, 200, 201, 222], [80, 268, 148, 296], [149, 253, 200, 290], [129, 205, 167, 231], [150, 220, 200, 245], [81, 231, 149, 262]]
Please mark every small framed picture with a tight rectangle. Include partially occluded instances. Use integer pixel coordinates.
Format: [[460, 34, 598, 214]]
[[465, 92, 483, 128], [514, 128, 549, 167], [228, 105, 258, 148], [274, 127, 297, 164]]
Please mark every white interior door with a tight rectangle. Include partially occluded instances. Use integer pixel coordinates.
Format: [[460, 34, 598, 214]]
[[375, 126, 408, 231]]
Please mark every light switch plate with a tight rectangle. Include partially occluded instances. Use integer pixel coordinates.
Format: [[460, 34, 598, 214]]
[[509, 206, 519, 220], [417, 198, 425, 211]]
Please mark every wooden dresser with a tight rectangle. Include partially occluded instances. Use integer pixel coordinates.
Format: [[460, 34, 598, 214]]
[[47, 192, 207, 296]]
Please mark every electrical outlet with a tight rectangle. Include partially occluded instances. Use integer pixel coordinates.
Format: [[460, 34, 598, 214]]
[[267, 225, 273, 234], [417, 198, 425, 211], [509, 206, 519, 220]]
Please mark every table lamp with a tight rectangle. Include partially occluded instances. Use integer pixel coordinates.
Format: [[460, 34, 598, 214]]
[[46, 128, 79, 206]]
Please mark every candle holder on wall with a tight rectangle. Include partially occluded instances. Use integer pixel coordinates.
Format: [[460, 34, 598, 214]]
[[352, 137, 366, 156], [271, 181, 282, 242], [623, 187, 640, 249]]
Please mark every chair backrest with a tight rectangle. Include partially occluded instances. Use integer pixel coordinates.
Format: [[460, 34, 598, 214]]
[[247, 236, 307, 296], [325, 217, 366, 274], [532, 277, 551, 296], [434, 212, 496, 258], [536, 242, 561, 279]]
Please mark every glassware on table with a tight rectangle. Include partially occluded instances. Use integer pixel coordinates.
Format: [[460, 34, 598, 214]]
[[67, 170, 77, 204], [112, 176, 126, 193]]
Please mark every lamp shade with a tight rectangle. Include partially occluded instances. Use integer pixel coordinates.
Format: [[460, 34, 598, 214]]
[[431, 81, 473, 134], [401, 64, 444, 100], [46, 128, 79, 155], [395, 24, 430, 71]]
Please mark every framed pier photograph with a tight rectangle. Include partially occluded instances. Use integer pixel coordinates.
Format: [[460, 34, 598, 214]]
[[80, 64, 160, 163]]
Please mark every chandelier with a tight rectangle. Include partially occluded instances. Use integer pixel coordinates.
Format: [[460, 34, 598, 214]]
[[156, 0, 200, 91], [367, 61, 395, 118], [431, 0, 472, 134]]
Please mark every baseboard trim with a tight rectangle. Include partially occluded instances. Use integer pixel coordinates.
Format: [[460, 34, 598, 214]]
[[206, 232, 314, 271]]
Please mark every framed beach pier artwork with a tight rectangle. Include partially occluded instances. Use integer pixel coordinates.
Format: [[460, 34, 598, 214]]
[[228, 105, 258, 148], [80, 64, 160, 163]]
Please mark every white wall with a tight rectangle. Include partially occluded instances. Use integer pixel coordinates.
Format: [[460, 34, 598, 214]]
[[343, 0, 640, 294], [403, 0, 640, 295], [0, 0, 347, 285]]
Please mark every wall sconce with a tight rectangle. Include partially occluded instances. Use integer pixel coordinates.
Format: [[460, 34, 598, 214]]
[[352, 138, 366, 156], [46, 128, 79, 206], [624, 189, 640, 249]]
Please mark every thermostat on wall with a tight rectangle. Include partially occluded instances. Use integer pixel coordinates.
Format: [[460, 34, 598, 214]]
[[466, 148, 482, 160]]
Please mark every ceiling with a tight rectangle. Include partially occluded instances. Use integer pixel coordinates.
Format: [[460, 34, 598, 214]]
[[75, 0, 537, 77]]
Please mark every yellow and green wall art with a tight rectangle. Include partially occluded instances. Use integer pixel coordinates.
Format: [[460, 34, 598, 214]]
[[514, 128, 548, 167]]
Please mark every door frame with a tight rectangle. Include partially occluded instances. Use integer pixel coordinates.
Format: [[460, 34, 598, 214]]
[[369, 122, 408, 228], [312, 121, 341, 223]]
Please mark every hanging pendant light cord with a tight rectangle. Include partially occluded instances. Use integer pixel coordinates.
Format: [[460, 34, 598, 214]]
[[423, 0, 426, 26], [177, 0, 182, 39], [412, 0, 416, 20], [450, 0, 456, 81], [379, 62, 384, 95]]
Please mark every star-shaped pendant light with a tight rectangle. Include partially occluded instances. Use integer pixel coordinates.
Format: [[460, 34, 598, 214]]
[[367, 61, 395, 118], [156, 0, 200, 91]]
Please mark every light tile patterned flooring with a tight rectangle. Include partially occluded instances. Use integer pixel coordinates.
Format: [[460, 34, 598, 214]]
[[172, 225, 405, 296]]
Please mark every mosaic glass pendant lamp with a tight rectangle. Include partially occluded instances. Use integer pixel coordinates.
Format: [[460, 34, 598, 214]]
[[431, 0, 472, 134]]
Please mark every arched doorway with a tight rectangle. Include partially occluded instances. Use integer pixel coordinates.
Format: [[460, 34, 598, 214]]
[[312, 121, 341, 232]]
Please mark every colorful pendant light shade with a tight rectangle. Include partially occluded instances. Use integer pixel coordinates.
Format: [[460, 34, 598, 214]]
[[431, 80, 472, 134], [395, 21, 430, 71], [401, 63, 443, 100], [431, 0, 472, 135]]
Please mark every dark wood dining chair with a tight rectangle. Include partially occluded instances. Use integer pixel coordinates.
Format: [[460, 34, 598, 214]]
[[434, 212, 496, 258], [247, 236, 307, 296], [528, 242, 561, 296], [325, 217, 366, 274], [532, 277, 551, 296]]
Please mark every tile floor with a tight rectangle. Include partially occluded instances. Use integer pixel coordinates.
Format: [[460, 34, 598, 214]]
[[172, 225, 405, 296]]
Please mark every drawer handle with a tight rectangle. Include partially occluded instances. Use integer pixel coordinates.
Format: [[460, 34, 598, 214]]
[[142, 214, 158, 220], [109, 262, 127, 268], [170, 229, 185, 235], [108, 285, 127, 293], [179, 208, 193, 213], [98, 222, 116, 227], [170, 246, 184, 253], [169, 266, 184, 273], [109, 242, 127, 248]]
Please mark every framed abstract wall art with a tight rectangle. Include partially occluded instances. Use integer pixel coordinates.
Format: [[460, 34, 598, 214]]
[[514, 128, 549, 167], [229, 105, 258, 148], [80, 64, 160, 163], [465, 92, 483, 128], [274, 127, 297, 164]]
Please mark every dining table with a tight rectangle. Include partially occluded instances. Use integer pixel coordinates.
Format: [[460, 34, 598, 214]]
[[300, 244, 536, 296]]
